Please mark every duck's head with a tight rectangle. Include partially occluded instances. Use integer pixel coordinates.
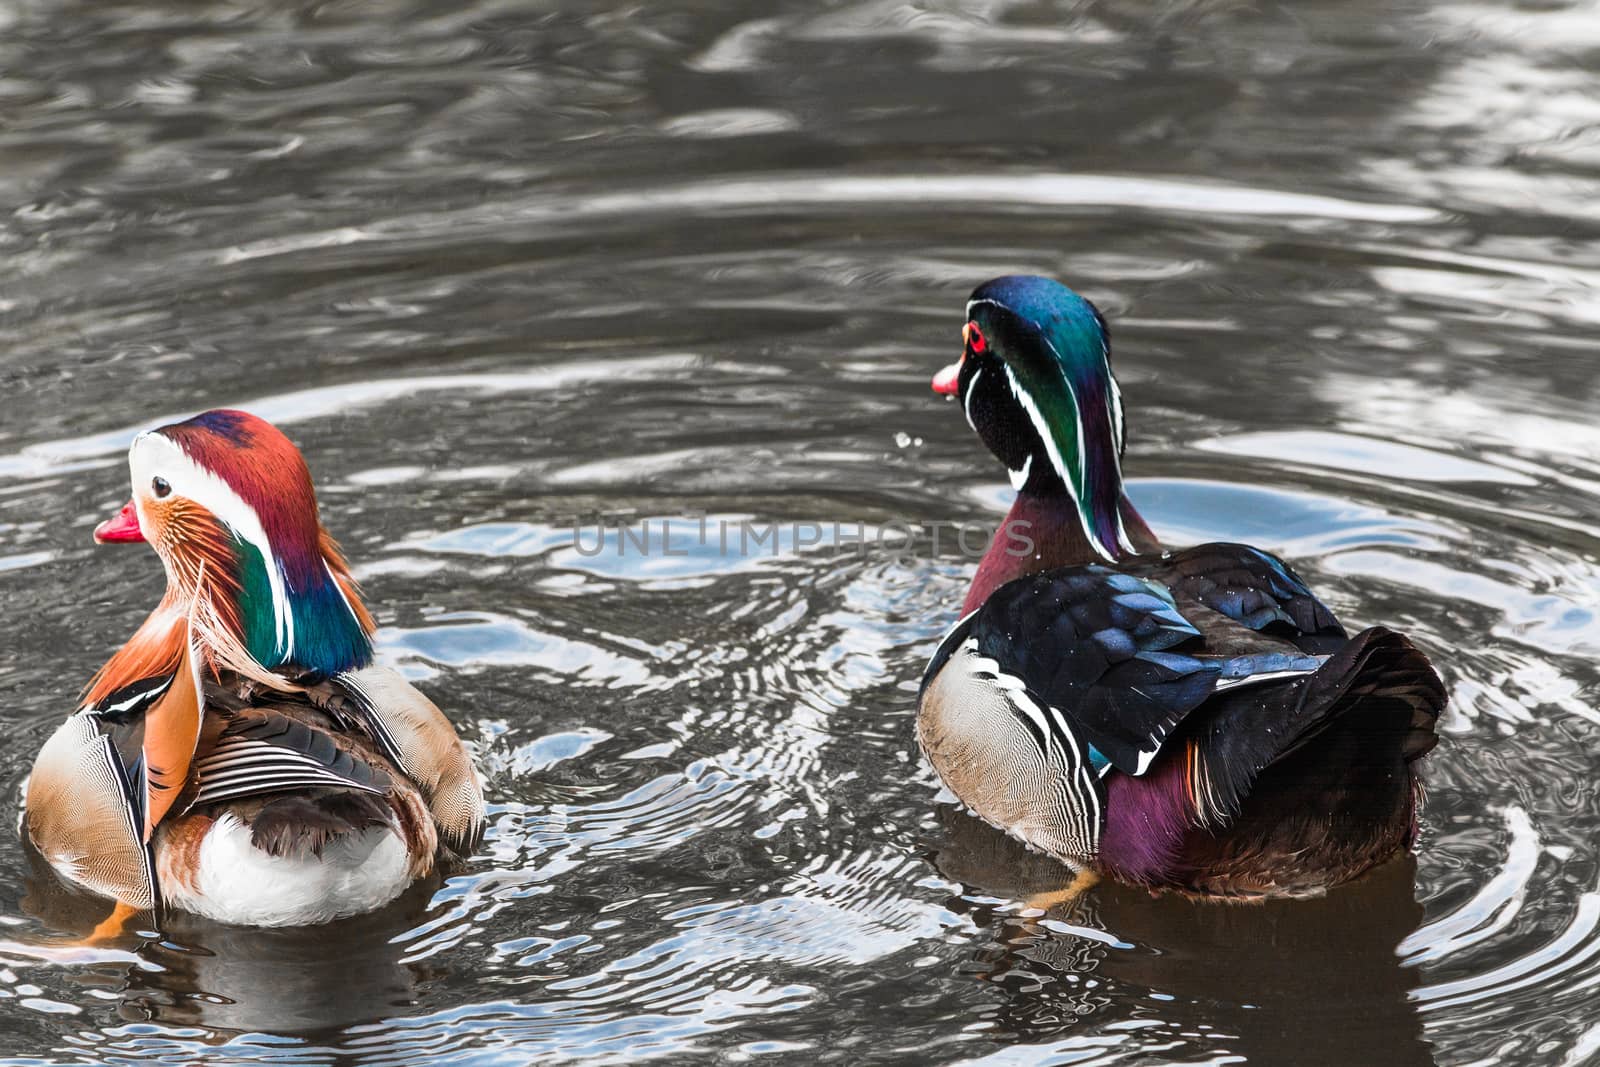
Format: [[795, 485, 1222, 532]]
[[932, 275, 1132, 561], [92, 409, 374, 678]]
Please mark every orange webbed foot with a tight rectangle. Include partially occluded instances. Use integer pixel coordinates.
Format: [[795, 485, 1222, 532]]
[[85, 900, 147, 945], [1018, 868, 1100, 916]]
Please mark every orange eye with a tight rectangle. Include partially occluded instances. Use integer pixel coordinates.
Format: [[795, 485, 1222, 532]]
[[964, 321, 987, 354]]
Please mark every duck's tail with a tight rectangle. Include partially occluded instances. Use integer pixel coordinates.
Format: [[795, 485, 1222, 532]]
[[1197, 626, 1444, 819], [1102, 627, 1446, 895], [1298, 625, 1444, 764]]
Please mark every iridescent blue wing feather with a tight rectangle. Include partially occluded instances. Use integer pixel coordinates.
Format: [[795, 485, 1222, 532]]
[[922, 555, 1334, 779], [926, 567, 1222, 776], [1132, 543, 1346, 653]]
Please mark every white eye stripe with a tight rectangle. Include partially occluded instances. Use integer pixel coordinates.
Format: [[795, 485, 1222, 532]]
[[129, 431, 293, 658], [1002, 364, 1117, 563], [1108, 372, 1126, 454], [1030, 332, 1131, 555], [1104, 371, 1135, 555], [964, 294, 1130, 558]]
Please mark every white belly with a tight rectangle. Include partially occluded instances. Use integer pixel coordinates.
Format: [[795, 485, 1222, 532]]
[[162, 812, 414, 927]]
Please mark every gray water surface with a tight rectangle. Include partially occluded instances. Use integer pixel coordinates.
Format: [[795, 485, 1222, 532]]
[[3, 1, 1600, 1064]]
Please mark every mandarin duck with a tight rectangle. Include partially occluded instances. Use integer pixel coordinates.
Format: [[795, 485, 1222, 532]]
[[918, 276, 1446, 898], [26, 410, 484, 927]]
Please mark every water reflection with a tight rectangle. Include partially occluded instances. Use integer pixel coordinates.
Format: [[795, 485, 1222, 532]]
[[933, 808, 1432, 1066], [20, 852, 434, 1036], [126, 907, 427, 1035]]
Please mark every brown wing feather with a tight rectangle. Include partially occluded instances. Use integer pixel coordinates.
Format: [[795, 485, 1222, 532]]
[[25, 716, 157, 909], [324, 667, 486, 853]]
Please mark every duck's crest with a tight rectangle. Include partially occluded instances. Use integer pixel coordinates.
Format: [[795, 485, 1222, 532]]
[[156, 410, 374, 677], [969, 276, 1129, 559]]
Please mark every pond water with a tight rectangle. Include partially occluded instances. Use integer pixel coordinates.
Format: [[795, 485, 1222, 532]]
[[3, 1, 1600, 1064]]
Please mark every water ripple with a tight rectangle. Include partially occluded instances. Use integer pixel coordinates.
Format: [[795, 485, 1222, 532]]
[[3, 0, 1600, 1063]]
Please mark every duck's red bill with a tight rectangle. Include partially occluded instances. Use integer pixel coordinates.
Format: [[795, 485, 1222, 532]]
[[94, 500, 145, 543], [931, 361, 962, 396]]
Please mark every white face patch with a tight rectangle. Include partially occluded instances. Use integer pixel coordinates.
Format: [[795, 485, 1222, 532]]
[[128, 431, 295, 659]]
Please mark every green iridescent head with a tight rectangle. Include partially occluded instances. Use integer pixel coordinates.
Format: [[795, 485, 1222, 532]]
[[933, 275, 1131, 560]]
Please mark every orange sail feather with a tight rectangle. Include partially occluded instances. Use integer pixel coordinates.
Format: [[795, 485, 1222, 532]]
[[140, 620, 204, 841]]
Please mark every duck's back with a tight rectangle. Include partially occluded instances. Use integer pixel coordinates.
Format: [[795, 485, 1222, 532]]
[[27, 666, 485, 925], [153, 687, 426, 926], [917, 542, 1445, 897]]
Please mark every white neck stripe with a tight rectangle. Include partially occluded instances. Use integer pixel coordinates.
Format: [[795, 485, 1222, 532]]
[[1008, 453, 1032, 492], [1003, 364, 1116, 562], [1032, 331, 1132, 556]]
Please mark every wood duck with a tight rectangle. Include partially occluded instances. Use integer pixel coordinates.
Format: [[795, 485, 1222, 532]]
[[26, 409, 484, 927], [918, 275, 1446, 898]]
